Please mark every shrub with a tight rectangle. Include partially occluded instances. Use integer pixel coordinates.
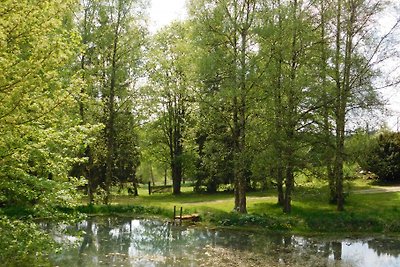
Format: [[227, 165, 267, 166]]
[[209, 212, 295, 231], [363, 132, 400, 182], [0, 217, 56, 266]]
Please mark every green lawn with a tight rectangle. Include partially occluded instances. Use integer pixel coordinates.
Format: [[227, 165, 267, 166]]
[[80, 179, 400, 234]]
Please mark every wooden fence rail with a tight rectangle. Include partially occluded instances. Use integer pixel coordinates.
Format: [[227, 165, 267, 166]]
[[148, 182, 172, 195]]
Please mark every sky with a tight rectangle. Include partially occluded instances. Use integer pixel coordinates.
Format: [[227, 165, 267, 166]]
[[149, 0, 187, 32], [148, 0, 400, 131]]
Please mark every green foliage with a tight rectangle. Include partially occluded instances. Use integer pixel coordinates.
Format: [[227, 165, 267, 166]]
[[209, 212, 294, 231], [0, 217, 56, 267], [302, 212, 385, 232], [0, 2, 398, 265], [346, 130, 376, 167], [142, 21, 197, 193], [75, 0, 147, 201], [0, 0, 92, 211], [0, 0, 95, 264], [363, 131, 400, 182], [194, 132, 234, 193]]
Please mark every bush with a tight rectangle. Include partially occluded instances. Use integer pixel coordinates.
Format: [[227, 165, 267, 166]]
[[0, 217, 57, 266], [209, 212, 295, 231], [363, 132, 400, 182]]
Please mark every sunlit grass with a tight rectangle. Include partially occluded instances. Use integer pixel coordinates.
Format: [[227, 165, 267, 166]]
[[78, 178, 400, 233]]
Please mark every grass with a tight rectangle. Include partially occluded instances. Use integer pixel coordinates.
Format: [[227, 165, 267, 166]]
[[77, 179, 400, 234]]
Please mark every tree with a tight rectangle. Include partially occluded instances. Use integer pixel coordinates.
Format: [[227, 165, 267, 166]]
[[257, 0, 322, 213], [0, 0, 91, 263], [0, 0, 89, 215], [75, 0, 147, 203], [146, 22, 195, 194], [363, 131, 400, 182], [189, 0, 260, 213], [331, 0, 399, 211]]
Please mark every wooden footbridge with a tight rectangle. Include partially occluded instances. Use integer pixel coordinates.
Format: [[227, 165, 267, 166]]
[[173, 206, 200, 225]]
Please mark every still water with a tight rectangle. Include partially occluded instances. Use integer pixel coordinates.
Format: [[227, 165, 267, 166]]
[[49, 216, 400, 267]]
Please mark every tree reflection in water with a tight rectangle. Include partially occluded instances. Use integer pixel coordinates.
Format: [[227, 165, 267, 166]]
[[50, 216, 400, 267]]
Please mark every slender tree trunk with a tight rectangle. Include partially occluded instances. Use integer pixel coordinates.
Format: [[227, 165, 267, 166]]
[[79, 5, 96, 204], [237, 29, 248, 214], [150, 165, 155, 186], [276, 165, 284, 206], [86, 147, 95, 204], [282, 0, 298, 214], [104, 2, 122, 204], [274, 0, 284, 207], [132, 177, 138, 197], [164, 168, 167, 186], [233, 94, 241, 210], [334, 116, 345, 211], [319, 0, 336, 204], [172, 111, 183, 195], [283, 161, 294, 213], [172, 154, 182, 195], [333, 0, 355, 211], [275, 65, 284, 207], [333, 0, 356, 211]]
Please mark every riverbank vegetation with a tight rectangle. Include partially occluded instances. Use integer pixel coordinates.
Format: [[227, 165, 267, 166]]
[[1, 0, 400, 265]]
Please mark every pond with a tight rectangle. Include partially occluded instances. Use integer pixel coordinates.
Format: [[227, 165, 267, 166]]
[[49, 216, 400, 267]]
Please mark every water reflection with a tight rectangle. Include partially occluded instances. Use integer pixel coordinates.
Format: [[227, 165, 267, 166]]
[[50, 217, 400, 267]]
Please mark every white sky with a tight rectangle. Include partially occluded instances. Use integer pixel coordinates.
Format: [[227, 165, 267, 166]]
[[149, 0, 187, 33]]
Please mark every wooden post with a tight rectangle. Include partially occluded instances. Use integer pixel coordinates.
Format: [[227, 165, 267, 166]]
[[179, 207, 183, 226], [148, 181, 151, 195]]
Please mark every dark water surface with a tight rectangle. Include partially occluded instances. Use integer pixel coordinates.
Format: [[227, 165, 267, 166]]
[[49, 216, 400, 267]]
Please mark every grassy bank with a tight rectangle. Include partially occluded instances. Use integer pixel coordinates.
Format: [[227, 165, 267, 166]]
[[77, 180, 400, 234]]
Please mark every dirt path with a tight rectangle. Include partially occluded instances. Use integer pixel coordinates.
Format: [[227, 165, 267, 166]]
[[184, 187, 400, 206], [353, 186, 400, 194], [186, 196, 275, 206]]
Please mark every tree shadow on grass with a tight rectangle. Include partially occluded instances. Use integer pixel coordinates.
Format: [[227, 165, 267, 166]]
[[250, 192, 400, 233]]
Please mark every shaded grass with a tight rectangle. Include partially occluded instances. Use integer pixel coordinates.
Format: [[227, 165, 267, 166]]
[[76, 204, 172, 218]]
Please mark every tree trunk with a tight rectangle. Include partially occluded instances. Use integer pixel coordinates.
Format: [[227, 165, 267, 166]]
[[282, 0, 298, 214], [150, 165, 155, 186], [172, 157, 182, 195], [132, 179, 138, 197], [333, 0, 355, 212], [86, 146, 94, 204], [237, 29, 248, 214], [172, 120, 183, 194], [164, 168, 167, 186], [319, 0, 336, 204], [283, 162, 294, 213], [104, 2, 122, 204], [334, 119, 345, 211], [233, 94, 241, 211], [276, 165, 284, 206]]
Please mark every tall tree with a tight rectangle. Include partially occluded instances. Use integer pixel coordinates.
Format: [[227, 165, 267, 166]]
[[75, 0, 147, 203], [257, 0, 320, 213], [146, 22, 195, 194], [189, 0, 260, 213], [0, 0, 88, 214], [0, 0, 91, 263], [317, 0, 336, 204], [331, 0, 399, 211]]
